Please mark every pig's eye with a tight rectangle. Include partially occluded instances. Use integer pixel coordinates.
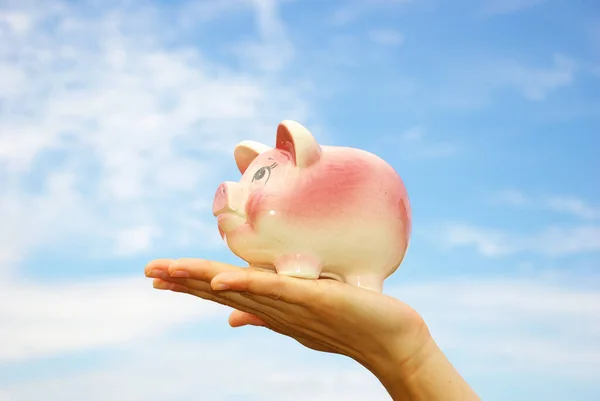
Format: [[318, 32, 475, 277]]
[[252, 162, 277, 183], [253, 167, 268, 181]]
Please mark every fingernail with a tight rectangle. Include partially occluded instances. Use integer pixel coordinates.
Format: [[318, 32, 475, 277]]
[[147, 269, 166, 278], [153, 280, 170, 290], [170, 270, 190, 278], [212, 282, 230, 291]]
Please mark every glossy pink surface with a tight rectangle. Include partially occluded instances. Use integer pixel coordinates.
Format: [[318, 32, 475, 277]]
[[212, 120, 411, 292]]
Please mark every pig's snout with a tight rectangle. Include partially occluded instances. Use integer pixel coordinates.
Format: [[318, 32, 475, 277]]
[[213, 183, 229, 215], [212, 182, 246, 217]]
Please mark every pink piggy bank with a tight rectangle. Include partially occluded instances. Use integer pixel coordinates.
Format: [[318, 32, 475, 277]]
[[212, 120, 411, 293]]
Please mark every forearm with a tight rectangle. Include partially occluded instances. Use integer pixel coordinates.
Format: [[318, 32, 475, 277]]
[[362, 328, 480, 401]]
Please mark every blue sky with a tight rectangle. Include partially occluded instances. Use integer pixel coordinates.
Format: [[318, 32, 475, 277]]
[[0, 0, 599, 400]]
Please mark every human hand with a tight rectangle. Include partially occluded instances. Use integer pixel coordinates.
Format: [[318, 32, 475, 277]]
[[144, 258, 431, 376]]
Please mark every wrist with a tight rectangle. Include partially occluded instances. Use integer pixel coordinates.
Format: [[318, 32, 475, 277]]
[[348, 309, 432, 388], [371, 332, 437, 399], [357, 319, 480, 401], [365, 319, 435, 393]]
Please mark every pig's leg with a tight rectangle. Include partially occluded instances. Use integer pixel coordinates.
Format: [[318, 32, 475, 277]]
[[344, 274, 384, 293], [274, 255, 322, 279]]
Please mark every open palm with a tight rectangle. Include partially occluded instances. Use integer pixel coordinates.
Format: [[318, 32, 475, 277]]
[[145, 258, 429, 369]]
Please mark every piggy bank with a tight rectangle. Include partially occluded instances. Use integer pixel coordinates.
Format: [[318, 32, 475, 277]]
[[212, 120, 411, 293]]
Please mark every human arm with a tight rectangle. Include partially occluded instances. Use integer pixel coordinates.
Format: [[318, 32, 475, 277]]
[[145, 258, 480, 401], [367, 331, 480, 400]]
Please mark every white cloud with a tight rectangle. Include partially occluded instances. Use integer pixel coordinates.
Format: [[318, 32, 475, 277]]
[[230, 0, 295, 72], [374, 126, 458, 160], [492, 189, 531, 207], [1, 337, 389, 401], [427, 53, 577, 111], [0, 276, 227, 362], [0, 1, 597, 400], [399, 126, 424, 142], [367, 29, 405, 46], [0, 0, 317, 370], [395, 278, 600, 378], [0, 0, 313, 266], [435, 223, 600, 256], [0, 10, 32, 35], [450, 54, 577, 103], [546, 196, 600, 220], [494, 54, 576, 101], [492, 189, 600, 220], [1, 277, 598, 400], [113, 225, 160, 256]]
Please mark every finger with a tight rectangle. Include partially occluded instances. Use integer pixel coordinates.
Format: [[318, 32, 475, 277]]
[[153, 278, 255, 312], [167, 258, 242, 280], [211, 270, 319, 307], [228, 310, 266, 328], [152, 277, 319, 338], [145, 258, 175, 278], [153, 279, 265, 319], [157, 274, 311, 323], [155, 275, 215, 293], [153, 278, 188, 292], [151, 278, 291, 329]]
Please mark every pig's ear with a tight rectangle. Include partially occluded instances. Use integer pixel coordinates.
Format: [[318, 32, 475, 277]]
[[234, 140, 271, 174], [276, 120, 322, 168]]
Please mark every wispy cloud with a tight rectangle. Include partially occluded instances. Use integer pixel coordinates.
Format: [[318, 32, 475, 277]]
[[0, 0, 311, 264], [1, 1, 598, 400], [229, 0, 295, 71], [427, 53, 577, 111], [492, 54, 576, 101], [492, 189, 600, 220], [434, 223, 600, 257], [396, 278, 600, 378], [0, 337, 389, 401], [477, 0, 546, 17], [367, 29, 405, 46], [0, 277, 226, 362], [1, 277, 597, 400], [331, 0, 413, 25], [374, 127, 458, 160]]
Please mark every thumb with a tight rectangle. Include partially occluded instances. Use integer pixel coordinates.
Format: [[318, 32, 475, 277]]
[[228, 309, 267, 328]]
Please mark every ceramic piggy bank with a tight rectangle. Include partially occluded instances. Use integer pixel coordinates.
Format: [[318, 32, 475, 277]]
[[212, 120, 411, 292]]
